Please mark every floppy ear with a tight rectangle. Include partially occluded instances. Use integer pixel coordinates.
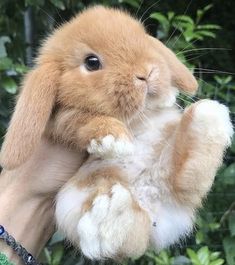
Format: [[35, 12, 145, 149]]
[[149, 36, 198, 94], [0, 63, 59, 170]]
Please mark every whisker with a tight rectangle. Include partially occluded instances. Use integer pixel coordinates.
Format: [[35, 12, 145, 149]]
[[38, 7, 61, 29], [177, 47, 231, 55], [180, 90, 201, 101], [139, 0, 161, 23], [158, 137, 186, 164], [145, 23, 159, 30], [185, 53, 212, 62], [183, 51, 211, 57], [121, 114, 135, 139], [138, 111, 152, 128], [179, 93, 196, 102], [127, 124, 135, 139], [191, 68, 235, 75], [177, 95, 193, 104], [141, 111, 152, 124], [166, 0, 193, 46], [140, 112, 150, 125], [177, 38, 201, 54], [135, 0, 145, 17], [174, 102, 184, 110], [196, 77, 220, 99], [194, 71, 235, 76], [138, 113, 148, 127], [55, 7, 66, 24], [196, 77, 214, 87]]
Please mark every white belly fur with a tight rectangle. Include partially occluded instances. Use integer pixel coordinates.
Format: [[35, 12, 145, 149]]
[[126, 109, 194, 249], [81, 108, 194, 250]]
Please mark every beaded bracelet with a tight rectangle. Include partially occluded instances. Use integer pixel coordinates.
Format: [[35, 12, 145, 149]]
[[0, 225, 41, 265]]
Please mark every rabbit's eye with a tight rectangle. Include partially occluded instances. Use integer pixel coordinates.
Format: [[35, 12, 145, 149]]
[[84, 55, 101, 71]]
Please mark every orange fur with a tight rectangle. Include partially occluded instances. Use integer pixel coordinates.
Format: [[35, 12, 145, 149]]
[[0, 63, 59, 169], [169, 103, 225, 208], [78, 166, 128, 212], [2, 6, 222, 260], [18, 6, 230, 259], [76, 165, 151, 258], [0, 5, 197, 169]]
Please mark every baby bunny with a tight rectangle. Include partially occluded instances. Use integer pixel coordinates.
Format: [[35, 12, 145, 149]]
[[0, 6, 197, 170], [0, 5, 233, 261]]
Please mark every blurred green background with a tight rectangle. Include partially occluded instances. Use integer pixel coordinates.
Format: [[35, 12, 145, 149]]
[[0, 0, 235, 265]]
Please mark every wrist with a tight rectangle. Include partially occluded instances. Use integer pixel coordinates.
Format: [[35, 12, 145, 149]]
[[0, 174, 55, 263]]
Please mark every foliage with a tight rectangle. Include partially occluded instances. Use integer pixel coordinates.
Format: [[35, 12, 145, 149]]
[[0, 0, 235, 265], [150, 4, 220, 43]]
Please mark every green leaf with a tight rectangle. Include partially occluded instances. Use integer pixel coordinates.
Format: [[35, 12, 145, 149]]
[[121, 0, 140, 8], [173, 256, 191, 265], [150, 13, 169, 27], [52, 244, 64, 265], [197, 246, 210, 265], [229, 212, 235, 236], [173, 21, 193, 31], [154, 256, 166, 265], [2, 76, 17, 94], [210, 259, 224, 265], [223, 236, 235, 265], [14, 63, 28, 74], [197, 24, 221, 30], [150, 12, 171, 35], [0, 36, 11, 58], [43, 248, 52, 264], [208, 222, 220, 231], [196, 10, 203, 24], [187, 249, 200, 265], [221, 163, 235, 184], [25, 0, 45, 6], [50, 0, 65, 10], [175, 15, 194, 25], [160, 250, 170, 264], [183, 30, 203, 42], [210, 252, 221, 261], [214, 75, 223, 84], [196, 4, 213, 24], [231, 137, 235, 153], [0, 57, 13, 70], [145, 251, 156, 259], [197, 30, 216, 39], [224, 75, 233, 84], [167, 11, 175, 21], [196, 231, 204, 244], [203, 4, 214, 12], [214, 75, 233, 86]]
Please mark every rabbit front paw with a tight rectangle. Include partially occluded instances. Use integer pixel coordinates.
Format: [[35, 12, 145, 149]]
[[87, 135, 134, 159], [190, 100, 234, 145]]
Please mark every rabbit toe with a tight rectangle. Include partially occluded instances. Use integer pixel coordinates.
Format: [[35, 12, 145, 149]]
[[190, 100, 234, 145], [87, 135, 134, 159], [77, 184, 139, 259], [77, 194, 110, 259]]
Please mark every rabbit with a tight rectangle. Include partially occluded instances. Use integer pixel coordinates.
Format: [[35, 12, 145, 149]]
[[0, 5, 233, 261]]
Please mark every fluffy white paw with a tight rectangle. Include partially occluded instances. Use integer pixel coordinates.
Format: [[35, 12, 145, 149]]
[[77, 195, 110, 259], [55, 185, 90, 244], [77, 184, 135, 259], [192, 100, 234, 145], [87, 135, 134, 158]]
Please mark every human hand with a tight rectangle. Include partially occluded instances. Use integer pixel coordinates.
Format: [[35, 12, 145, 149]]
[[0, 138, 83, 263]]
